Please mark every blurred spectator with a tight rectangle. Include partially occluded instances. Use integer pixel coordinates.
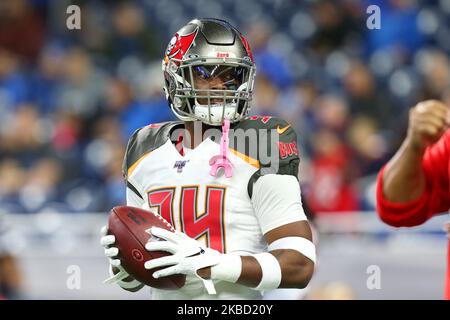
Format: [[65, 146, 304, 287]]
[[102, 2, 161, 61], [103, 144, 127, 207], [0, 0, 45, 62], [315, 94, 349, 134], [343, 61, 393, 130], [347, 116, 388, 176], [310, 0, 362, 58], [365, 0, 424, 57], [253, 74, 280, 116], [29, 45, 65, 115], [104, 77, 171, 140], [0, 49, 29, 112], [20, 158, 62, 212], [307, 129, 360, 213], [416, 49, 450, 100], [246, 22, 294, 88], [0, 160, 26, 211], [1, 104, 49, 167], [57, 47, 106, 120]]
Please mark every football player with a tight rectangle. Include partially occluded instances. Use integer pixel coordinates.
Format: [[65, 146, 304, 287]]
[[101, 18, 315, 299]]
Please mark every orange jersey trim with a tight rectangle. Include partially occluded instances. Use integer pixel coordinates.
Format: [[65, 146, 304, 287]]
[[228, 148, 260, 168], [128, 152, 152, 177]]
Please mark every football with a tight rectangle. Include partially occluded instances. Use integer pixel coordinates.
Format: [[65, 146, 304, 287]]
[[107, 205, 186, 289]]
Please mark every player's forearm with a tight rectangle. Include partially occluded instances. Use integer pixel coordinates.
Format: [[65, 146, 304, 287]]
[[198, 250, 314, 289], [235, 253, 313, 289], [382, 137, 426, 202], [270, 250, 314, 288], [236, 256, 263, 287]]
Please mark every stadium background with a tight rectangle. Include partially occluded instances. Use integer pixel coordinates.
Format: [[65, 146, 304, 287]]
[[0, 0, 448, 299]]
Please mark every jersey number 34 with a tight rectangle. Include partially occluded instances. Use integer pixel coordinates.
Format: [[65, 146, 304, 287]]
[[147, 186, 227, 253]]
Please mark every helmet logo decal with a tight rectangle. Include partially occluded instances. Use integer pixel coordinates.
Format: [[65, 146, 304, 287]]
[[165, 36, 177, 55], [165, 29, 198, 63]]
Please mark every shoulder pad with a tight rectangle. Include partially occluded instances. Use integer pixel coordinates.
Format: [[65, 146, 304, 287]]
[[231, 115, 300, 170], [123, 121, 183, 179], [231, 116, 300, 197]]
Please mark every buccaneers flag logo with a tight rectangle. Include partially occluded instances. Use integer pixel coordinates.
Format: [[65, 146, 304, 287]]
[[164, 29, 198, 65]]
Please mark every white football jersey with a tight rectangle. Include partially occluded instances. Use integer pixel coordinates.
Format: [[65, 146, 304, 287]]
[[122, 117, 307, 299]]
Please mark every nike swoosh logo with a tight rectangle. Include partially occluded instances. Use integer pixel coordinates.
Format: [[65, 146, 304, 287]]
[[277, 125, 291, 134]]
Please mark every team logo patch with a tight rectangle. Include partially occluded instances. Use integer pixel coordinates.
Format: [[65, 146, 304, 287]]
[[164, 29, 198, 65], [278, 141, 299, 159], [174, 160, 189, 173]]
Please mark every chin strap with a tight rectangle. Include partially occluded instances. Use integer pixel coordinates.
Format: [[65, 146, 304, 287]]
[[209, 119, 233, 178]]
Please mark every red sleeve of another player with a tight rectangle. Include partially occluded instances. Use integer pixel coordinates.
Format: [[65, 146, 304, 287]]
[[446, 243, 450, 300], [376, 131, 450, 227]]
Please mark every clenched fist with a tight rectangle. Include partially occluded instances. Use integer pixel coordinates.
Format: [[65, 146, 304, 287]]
[[407, 100, 450, 151]]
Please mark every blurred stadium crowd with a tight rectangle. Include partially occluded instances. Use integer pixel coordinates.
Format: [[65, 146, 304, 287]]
[[1, 0, 450, 214]]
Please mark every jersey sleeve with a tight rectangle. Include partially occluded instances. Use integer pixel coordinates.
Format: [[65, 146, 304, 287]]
[[376, 131, 450, 227], [251, 174, 307, 234]]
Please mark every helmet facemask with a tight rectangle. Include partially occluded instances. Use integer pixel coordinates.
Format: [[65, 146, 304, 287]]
[[164, 57, 256, 126]]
